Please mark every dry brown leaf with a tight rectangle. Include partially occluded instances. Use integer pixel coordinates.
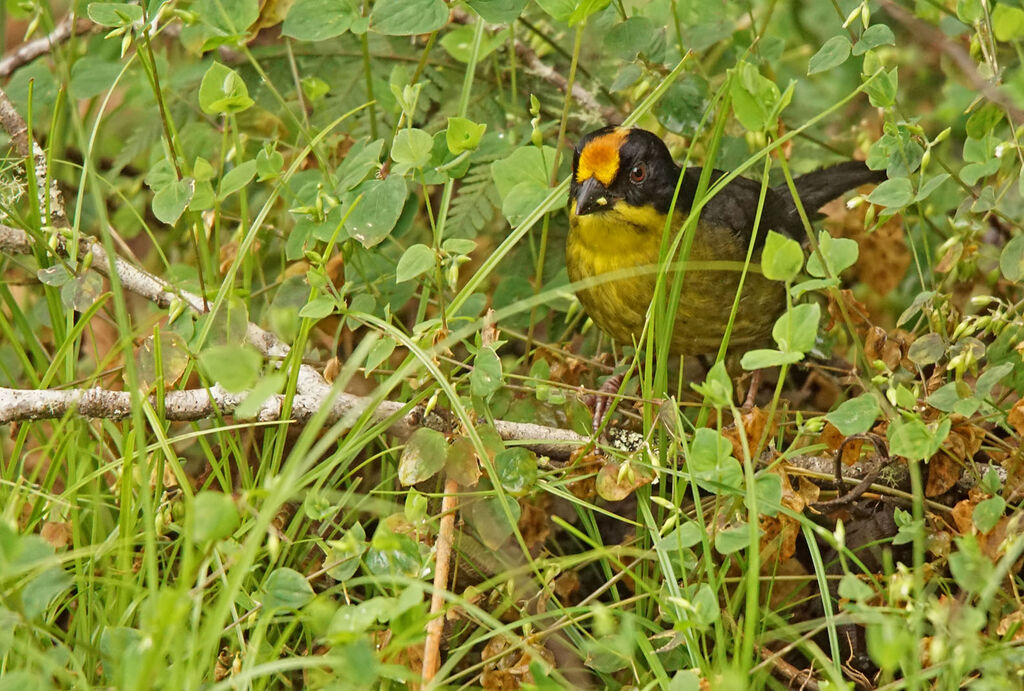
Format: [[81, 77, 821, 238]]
[[997, 610, 1024, 641], [1008, 398, 1024, 437], [517, 496, 551, 553], [925, 454, 962, 497], [823, 198, 910, 296], [40, 521, 71, 549], [759, 467, 805, 568], [816, 422, 864, 465], [722, 407, 776, 460]]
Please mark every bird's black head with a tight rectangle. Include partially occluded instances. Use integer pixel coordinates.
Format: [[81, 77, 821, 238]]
[[570, 126, 682, 216]]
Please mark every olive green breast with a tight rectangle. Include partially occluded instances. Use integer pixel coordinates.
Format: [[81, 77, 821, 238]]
[[566, 204, 787, 356]]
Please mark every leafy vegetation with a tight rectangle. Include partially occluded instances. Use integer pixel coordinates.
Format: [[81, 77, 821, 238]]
[[2, 0, 1024, 688]]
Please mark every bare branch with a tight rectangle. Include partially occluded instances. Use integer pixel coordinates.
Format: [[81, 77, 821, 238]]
[[0, 14, 93, 79]]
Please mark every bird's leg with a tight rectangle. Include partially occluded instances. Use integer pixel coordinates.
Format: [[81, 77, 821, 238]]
[[587, 373, 625, 435]]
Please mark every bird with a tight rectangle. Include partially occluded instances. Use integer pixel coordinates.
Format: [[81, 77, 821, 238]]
[[566, 126, 886, 418]]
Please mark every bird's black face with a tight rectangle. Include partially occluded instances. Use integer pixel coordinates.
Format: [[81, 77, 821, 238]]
[[570, 126, 681, 216]]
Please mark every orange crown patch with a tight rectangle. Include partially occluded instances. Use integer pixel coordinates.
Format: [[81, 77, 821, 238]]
[[576, 128, 628, 186]]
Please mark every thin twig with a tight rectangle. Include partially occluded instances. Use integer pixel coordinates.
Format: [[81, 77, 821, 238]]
[[422, 477, 460, 683], [0, 14, 93, 79]]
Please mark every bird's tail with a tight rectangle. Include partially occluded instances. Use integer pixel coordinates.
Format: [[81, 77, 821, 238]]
[[779, 161, 887, 216]]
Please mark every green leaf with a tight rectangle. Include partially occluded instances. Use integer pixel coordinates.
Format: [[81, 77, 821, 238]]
[[760, 230, 804, 281], [467, 0, 528, 24], [282, 0, 357, 41], [772, 303, 820, 353], [336, 138, 384, 191], [691, 360, 732, 408], [191, 491, 239, 543], [87, 2, 143, 27], [70, 56, 121, 100], [973, 495, 1005, 534], [446, 117, 487, 154], [491, 146, 558, 201], [535, 0, 575, 21], [298, 296, 336, 319], [838, 573, 875, 601], [471, 346, 503, 399], [605, 16, 657, 60], [256, 148, 284, 181], [808, 35, 852, 74], [365, 528, 422, 577], [22, 566, 72, 620], [370, 0, 447, 35], [853, 24, 895, 55], [715, 523, 752, 554], [364, 337, 396, 374], [730, 61, 782, 131], [826, 394, 881, 435], [198, 62, 253, 115], [439, 25, 498, 63], [908, 332, 944, 366], [463, 489, 521, 550], [152, 178, 194, 225], [866, 177, 913, 208], [999, 234, 1024, 282], [688, 428, 743, 492], [218, 160, 257, 201], [659, 522, 703, 551], [887, 416, 950, 461], [344, 176, 408, 248], [396, 244, 435, 283], [806, 230, 859, 278], [993, 3, 1024, 41], [198, 344, 262, 392], [391, 128, 434, 169], [61, 270, 104, 313], [948, 535, 994, 594], [864, 67, 898, 108], [740, 348, 804, 369], [235, 372, 286, 419], [263, 568, 314, 610], [747, 472, 783, 516], [398, 428, 448, 486], [323, 523, 367, 582], [495, 448, 537, 495]]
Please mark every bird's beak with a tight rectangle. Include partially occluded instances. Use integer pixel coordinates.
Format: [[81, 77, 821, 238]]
[[575, 177, 611, 216]]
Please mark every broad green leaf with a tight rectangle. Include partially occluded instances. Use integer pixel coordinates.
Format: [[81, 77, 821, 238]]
[[61, 270, 104, 313], [605, 16, 657, 60], [808, 35, 851, 74], [439, 25, 498, 63], [495, 448, 537, 495], [826, 394, 881, 435], [687, 428, 743, 491], [235, 372, 286, 419], [993, 3, 1024, 41], [463, 490, 520, 550], [256, 148, 284, 181], [323, 523, 367, 582], [152, 178, 194, 225], [866, 177, 913, 208], [491, 145, 558, 201], [761, 230, 803, 281], [365, 528, 422, 577], [691, 360, 732, 408], [772, 303, 820, 354], [853, 24, 895, 55], [391, 128, 434, 168], [715, 524, 752, 554], [218, 160, 257, 201], [948, 535, 994, 594], [838, 573, 875, 601], [398, 428, 447, 486], [730, 61, 782, 131], [298, 296, 336, 319], [999, 234, 1024, 282], [370, 0, 447, 35], [22, 566, 72, 620], [70, 56, 121, 99], [973, 495, 1005, 534], [396, 244, 435, 283], [263, 568, 314, 610], [467, 0, 528, 24], [198, 344, 262, 392], [740, 348, 804, 369], [887, 416, 950, 461], [471, 346, 503, 399], [344, 176, 408, 248], [806, 230, 859, 277], [87, 2, 142, 27], [446, 117, 487, 154], [198, 62, 253, 115], [191, 491, 239, 542], [864, 67, 898, 108], [283, 0, 357, 40]]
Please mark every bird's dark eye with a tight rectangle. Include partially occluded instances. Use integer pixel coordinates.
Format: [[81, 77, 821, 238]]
[[629, 163, 646, 183]]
